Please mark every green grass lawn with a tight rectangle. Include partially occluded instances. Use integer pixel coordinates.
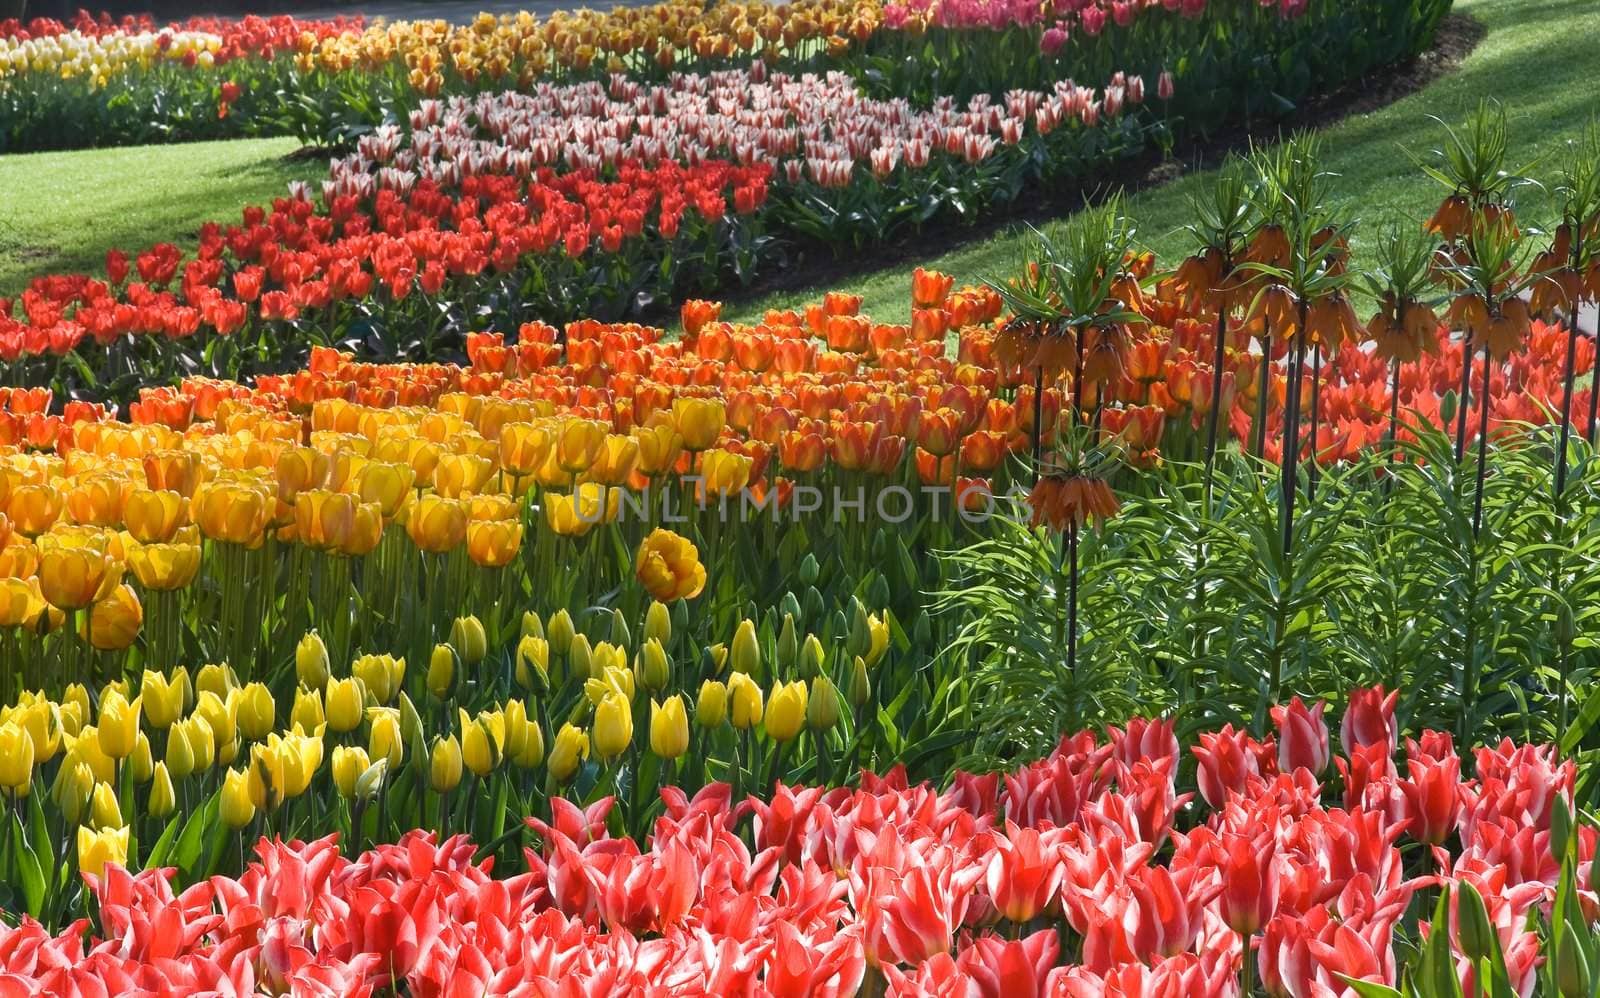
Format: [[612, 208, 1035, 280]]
[[729, 0, 1599, 323], [0, 137, 313, 297]]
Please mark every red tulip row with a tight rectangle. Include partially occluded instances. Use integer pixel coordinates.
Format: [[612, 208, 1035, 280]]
[[0, 686, 1583, 996]]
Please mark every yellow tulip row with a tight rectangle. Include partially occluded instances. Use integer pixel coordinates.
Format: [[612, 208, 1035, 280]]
[[0, 29, 222, 86]]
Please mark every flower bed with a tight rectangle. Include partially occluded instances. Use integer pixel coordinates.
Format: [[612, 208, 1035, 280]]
[[0, 686, 1588, 996]]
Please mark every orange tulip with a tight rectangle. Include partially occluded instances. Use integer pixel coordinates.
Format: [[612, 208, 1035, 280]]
[[127, 542, 202, 591], [192, 480, 271, 546], [38, 540, 119, 611], [406, 494, 469, 553], [467, 518, 524, 567], [86, 584, 143, 651], [635, 528, 706, 602], [123, 488, 187, 544]]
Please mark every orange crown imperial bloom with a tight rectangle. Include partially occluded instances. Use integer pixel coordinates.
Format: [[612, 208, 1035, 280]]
[[1028, 474, 1120, 533], [635, 528, 706, 603]]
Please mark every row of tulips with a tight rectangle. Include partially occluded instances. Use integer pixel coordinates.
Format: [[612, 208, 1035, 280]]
[[1, 64, 1163, 391], [0, 685, 1591, 995], [0, 0, 1445, 152]]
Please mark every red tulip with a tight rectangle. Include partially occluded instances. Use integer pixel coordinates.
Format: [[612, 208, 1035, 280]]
[[1272, 697, 1330, 776], [1341, 685, 1398, 754]]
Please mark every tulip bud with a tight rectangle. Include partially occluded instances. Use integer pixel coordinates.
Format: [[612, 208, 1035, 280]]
[[644, 601, 671, 645], [430, 735, 463, 792], [140, 670, 184, 729], [196, 663, 235, 701], [332, 746, 368, 799], [777, 614, 798, 674], [569, 633, 593, 681], [706, 642, 727, 673], [638, 638, 670, 692], [90, 781, 122, 829], [325, 678, 364, 733], [368, 709, 403, 769], [609, 608, 631, 651], [848, 655, 871, 710], [511, 714, 545, 769], [549, 723, 588, 782], [291, 687, 324, 733], [63, 684, 91, 728], [428, 644, 456, 699], [1556, 931, 1591, 997], [296, 632, 330, 689], [352, 653, 404, 705], [221, 768, 255, 829], [728, 672, 763, 730], [148, 762, 175, 819], [780, 590, 802, 627], [354, 757, 387, 801], [237, 683, 275, 741], [399, 692, 424, 749], [801, 634, 825, 678], [765, 681, 807, 742], [846, 599, 871, 658], [449, 615, 487, 666], [730, 619, 760, 676], [460, 710, 501, 777], [1455, 881, 1495, 964], [517, 635, 550, 690], [547, 609, 575, 656], [798, 552, 819, 585], [650, 696, 690, 759], [594, 692, 633, 759], [808, 675, 842, 731], [696, 680, 728, 728], [52, 760, 94, 824], [127, 732, 153, 784], [521, 610, 545, 640]]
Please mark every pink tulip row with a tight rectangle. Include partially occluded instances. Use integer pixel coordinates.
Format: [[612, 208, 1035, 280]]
[[324, 67, 1152, 201], [0, 687, 1586, 996]]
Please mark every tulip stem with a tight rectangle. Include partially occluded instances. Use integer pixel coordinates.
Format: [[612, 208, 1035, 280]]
[[1240, 933, 1256, 996]]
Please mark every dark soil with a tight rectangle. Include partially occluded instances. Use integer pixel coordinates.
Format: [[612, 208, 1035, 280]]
[[716, 12, 1486, 310]]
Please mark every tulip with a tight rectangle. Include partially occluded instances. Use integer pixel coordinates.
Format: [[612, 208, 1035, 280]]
[[123, 488, 186, 544], [673, 397, 726, 451], [987, 822, 1063, 923], [0, 720, 35, 792], [297, 632, 331, 689], [196, 663, 235, 701], [728, 672, 764, 730], [634, 528, 706, 602], [549, 723, 589, 782], [467, 518, 522, 567], [52, 761, 94, 824], [1399, 749, 1462, 845], [220, 768, 255, 828], [430, 736, 464, 792], [765, 681, 807, 742], [848, 655, 871, 710], [808, 675, 842, 731], [461, 709, 503, 776], [148, 762, 175, 818], [507, 707, 545, 769], [90, 781, 121, 830], [556, 418, 610, 473], [193, 691, 237, 763], [0, 577, 46, 629], [516, 635, 549, 689], [730, 618, 760, 676], [291, 687, 325, 734], [1341, 684, 1398, 754], [352, 653, 404, 705], [638, 638, 670, 692], [140, 670, 185, 729], [1219, 827, 1279, 936], [696, 680, 728, 728], [547, 609, 576, 656], [405, 494, 468, 552], [594, 692, 633, 759], [450, 615, 487, 665], [368, 709, 404, 769], [650, 696, 689, 759], [237, 683, 275, 741], [326, 677, 364, 733], [191, 481, 269, 546], [96, 689, 141, 759], [427, 644, 456, 699], [77, 825, 129, 880], [1191, 724, 1269, 809], [644, 601, 671, 645], [39, 542, 116, 611], [86, 584, 142, 650], [127, 733, 152, 783], [1271, 697, 1329, 776], [332, 746, 368, 799]]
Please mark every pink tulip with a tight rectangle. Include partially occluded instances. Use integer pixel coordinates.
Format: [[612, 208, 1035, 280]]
[[1341, 684, 1399, 754], [1272, 697, 1331, 776]]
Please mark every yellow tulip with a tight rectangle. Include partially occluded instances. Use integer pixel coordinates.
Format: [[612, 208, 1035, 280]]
[[127, 732, 153, 783], [191, 480, 270, 546], [809, 675, 842, 730], [547, 608, 575, 656], [649, 696, 689, 759], [297, 632, 331, 689], [326, 677, 365, 733], [633, 420, 684, 476], [237, 683, 275, 741], [634, 529, 706, 603], [332, 745, 369, 799], [593, 691, 633, 760], [728, 672, 763, 730], [291, 687, 325, 733], [730, 619, 760, 676], [88, 781, 122, 829], [405, 494, 468, 553], [0, 577, 46, 628], [148, 762, 175, 818], [516, 635, 549, 689], [77, 824, 129, 880], [672, 397, 726, 451], [220, 769, 256, 828], [355, 461, 414, 518], [549, 722, 589, 782], [123, 487, 186, 544], [0, 720, 35, 791], [352, 653, 404, 705], [460, 709, 503, 776], [196, 662, 235, 701], [450, 615, 487, 665], [432, 452, 493, 499], [699, 449, 752, 498], [38, 541, 116, 610], [555, 418, 609, 473], [466, 518, 523, 567], [368, 708, 404, 769], [52, 759, 94, 824], [193, 691, 236, 759], [140, 670, 185, 729], [430, 735, 463, 792], [499, 421, 552, 477], [696, 680, 728, 728], [293, 489, 357, 551], [765, 681, 808, 742], [96, 689, 141, 759], [427, 644, 456, 699]]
